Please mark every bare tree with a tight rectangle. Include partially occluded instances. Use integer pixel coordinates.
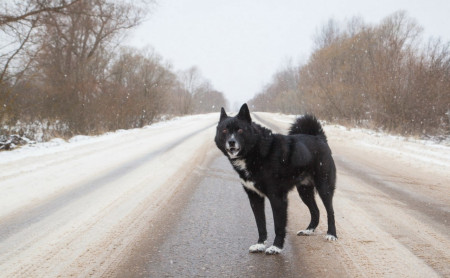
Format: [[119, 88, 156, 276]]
[[250, 11, 450, 137], [176, 66, 203, 114], [30, 0, 148, 133], [192, 81, 227, 113], [313, 18, 341, 50], [0, 0, 82, 84], [0, 0, 81, 26], [1, 1, 230, 141], [108, 47, 177, 128], [249, 61, 302, 114]]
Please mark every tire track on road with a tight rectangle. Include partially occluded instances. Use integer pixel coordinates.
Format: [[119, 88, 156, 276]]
[[334, 155, 450, 231], [0, 123, 215, 244]]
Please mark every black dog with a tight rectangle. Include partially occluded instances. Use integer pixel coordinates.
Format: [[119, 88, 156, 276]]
[[214, 104, 337, 255]]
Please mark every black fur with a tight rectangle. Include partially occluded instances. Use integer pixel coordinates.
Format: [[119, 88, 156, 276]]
[[289, 114, 327, 141], [215, 104, 337, 254]]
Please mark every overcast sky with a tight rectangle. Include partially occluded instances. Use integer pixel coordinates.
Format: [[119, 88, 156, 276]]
[[128, 0, 450, 108]]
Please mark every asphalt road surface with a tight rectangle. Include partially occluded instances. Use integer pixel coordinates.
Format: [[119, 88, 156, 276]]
[[113, 153, 326, 277]]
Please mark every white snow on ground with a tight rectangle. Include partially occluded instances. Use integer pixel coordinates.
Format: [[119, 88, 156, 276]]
[[0, 114, 213, 164], [326, 125, 450, 177], [265, 112, 450, 175], [0, 113, 217, 219]]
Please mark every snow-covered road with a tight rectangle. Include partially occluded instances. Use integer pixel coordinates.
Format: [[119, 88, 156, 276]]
[[0, 112, 449, 277], [0, 114, 217, 277]]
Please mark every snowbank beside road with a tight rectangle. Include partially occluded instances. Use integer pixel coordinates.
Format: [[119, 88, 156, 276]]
[[261, 112, 450, 173], [0, 114, 215, 165]]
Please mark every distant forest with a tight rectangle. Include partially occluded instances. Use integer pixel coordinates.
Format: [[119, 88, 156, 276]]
[[249, 11, 449, 138], [0, 0, 227, 141], [2, 4, 449, 142]]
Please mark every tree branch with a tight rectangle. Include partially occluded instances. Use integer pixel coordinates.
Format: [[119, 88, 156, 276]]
[[0, 0, 82, 26]]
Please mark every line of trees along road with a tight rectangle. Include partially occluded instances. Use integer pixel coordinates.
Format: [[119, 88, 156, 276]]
[[0, 0, 227, 141], [249, 12, 449, 138]]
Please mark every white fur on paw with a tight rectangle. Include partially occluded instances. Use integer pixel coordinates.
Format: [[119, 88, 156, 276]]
[[325, 234, 338, 241], [249, 243, 266, 253], [297, 229, 314, 236], [265, 245, 282, 255]]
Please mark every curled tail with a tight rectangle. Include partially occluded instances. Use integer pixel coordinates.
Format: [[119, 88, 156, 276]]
[[288, 114, 327, 142]]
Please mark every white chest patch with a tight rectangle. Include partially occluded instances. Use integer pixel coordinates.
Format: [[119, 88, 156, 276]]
[[231, 159, 265, 197], [231, 159, 245, 169], [231, 159, 251, 179], [240, 179, 265, 197]]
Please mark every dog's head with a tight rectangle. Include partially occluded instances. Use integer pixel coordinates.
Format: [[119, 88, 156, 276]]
[[215, 103, 256, 159]]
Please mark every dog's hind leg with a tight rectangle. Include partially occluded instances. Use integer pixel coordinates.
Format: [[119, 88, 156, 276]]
[[317, 183, 338, 241], [296, 185, 320, 236], [245, 189, 267, 252]]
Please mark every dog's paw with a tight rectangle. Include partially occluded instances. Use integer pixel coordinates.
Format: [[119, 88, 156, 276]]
[[265, 245, 282, 255], [249, 243, 266, 253], [325, 234, 338, 241], [297, 228, 314, 236]]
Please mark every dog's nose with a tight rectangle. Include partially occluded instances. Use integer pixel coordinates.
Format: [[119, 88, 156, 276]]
[[228, 139, 236, 147]]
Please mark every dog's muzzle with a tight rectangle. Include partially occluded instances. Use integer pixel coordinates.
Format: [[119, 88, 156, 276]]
[[226, 138, 241, 158]]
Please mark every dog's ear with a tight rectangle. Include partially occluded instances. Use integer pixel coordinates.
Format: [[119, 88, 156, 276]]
[[237, 103, 251, 123], [219, 107, 228, 122]]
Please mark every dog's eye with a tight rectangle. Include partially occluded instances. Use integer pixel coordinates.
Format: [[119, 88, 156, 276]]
[[238, 129, 243, 134], [222, 129, 228, 134]]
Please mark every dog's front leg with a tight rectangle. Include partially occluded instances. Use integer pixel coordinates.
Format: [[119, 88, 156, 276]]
[[266, 193, 288, 255], [245, 188, 267, 252]]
